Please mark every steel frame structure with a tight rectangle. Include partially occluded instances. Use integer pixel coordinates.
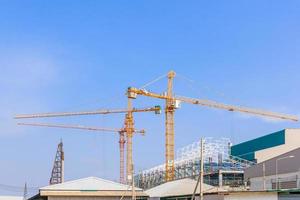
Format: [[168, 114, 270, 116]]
[[50, 141, 64, 185], [135, 137, 255, 189]]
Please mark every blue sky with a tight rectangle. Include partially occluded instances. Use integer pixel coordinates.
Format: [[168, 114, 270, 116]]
[[0, 0, 300, 195]]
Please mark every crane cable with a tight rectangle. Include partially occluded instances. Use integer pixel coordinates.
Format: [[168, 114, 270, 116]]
[[176, 72, 243, 106], [139, 72, 168, 89]]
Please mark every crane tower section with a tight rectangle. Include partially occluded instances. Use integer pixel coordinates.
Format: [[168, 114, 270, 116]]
[[50, 141, 64, 185]]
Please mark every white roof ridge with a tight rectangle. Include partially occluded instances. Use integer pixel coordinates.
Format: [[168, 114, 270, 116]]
[[41, 176, 95, 189], [88, 176, 132, 188], [41, 176, 143, 191]]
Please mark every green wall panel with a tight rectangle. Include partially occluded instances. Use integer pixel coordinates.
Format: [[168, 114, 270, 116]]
[[231, 130, 286, 161]]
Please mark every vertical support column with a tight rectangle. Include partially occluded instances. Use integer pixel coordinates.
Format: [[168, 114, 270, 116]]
[[297, 174, 299, 189], [61, 141, 65, 183], [165, 70, 176, 182], [218, 170, 223, 187], [119, 132, 125, 184], [191, 138, 204, 200], [209, 157, 213, 173], [200, 138, 204, 200], [126, 98, 134, 185], [262, 163, 266, 190], [23, 182, 27, 200], [132, 163, 136, 200]]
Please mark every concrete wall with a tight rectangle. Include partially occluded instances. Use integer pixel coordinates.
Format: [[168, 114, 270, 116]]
[[223, 192, 278, 200], [204, 194, 224, 200], [49, 197, 133, 200], [149, 198, 160, 200], [203, 192, 278, 200], [249, 172, 299, 191], [245, 146, 300, 180], [255, 129, 300, 163], [279, 194, 300, 200]]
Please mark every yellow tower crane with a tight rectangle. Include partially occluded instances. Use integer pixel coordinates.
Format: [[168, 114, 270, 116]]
[[127, 70, 298, 182], [15, 106, 161, 184]]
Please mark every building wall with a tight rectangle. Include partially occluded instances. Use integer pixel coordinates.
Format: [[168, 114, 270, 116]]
[[231, 130, 285, 161], [203, 194, 224, 200], [48, 197, 134, 200], [279, 194, 300, 200], [249, 172, 299, 191], [149, 197, 160, 200], [158, 193, 278, 200], [250, 172, 300, 191], [160, 195, 224, 200], [245, 147, 300, 181], [255, 129, 300, 163], [223, 192, 278, 200]]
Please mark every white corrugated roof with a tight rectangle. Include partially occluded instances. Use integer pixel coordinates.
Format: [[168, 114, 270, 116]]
[[41, 176, 142, 191], [0, 196, 23, 200], [145, 178, 220, 197]]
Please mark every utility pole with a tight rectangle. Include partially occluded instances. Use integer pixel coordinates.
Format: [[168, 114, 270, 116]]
[[131, 163, 136, 200], [200, 138, 204, 200], [191, 138, 204, 200], [262, 162, 266, 190], [23, 182, 27, 200]]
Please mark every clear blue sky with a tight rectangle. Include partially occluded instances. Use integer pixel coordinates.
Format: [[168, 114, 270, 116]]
[[0, 0, 300, 195]]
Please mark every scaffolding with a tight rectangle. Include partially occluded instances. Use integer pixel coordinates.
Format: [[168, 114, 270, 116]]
[[135, 137, 255, 189]]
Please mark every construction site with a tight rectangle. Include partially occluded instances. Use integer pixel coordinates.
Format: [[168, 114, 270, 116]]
[[1, 1, 300, 200], [2, 70, 297, 200]]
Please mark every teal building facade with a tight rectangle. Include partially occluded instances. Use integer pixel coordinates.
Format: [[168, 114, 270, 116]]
[[231, 130, 286, 162]]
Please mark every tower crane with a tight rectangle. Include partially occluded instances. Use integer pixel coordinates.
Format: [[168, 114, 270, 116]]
[[50, 140, 64, 185], [15, 106, 161, 184], [127, 70, 298, 182], [17, 122, 144, 184]]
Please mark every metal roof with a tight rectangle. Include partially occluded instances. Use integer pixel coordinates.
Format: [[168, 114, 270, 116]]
[[145, 178, 220, 198], [41, 176, 143, 191], [0, 196, 23, 200]]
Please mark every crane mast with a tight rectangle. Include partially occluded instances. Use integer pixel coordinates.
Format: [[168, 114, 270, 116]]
[[126, 98, 134, 185], [119, 131, 126, 184], [165, 71, 176, 181]]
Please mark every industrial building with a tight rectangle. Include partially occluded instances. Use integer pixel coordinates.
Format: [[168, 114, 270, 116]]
[[29, 177, 148, 200], [245, 147, 300, 191], [136, 128, 300, 192], [231, 129, 300, 163]]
